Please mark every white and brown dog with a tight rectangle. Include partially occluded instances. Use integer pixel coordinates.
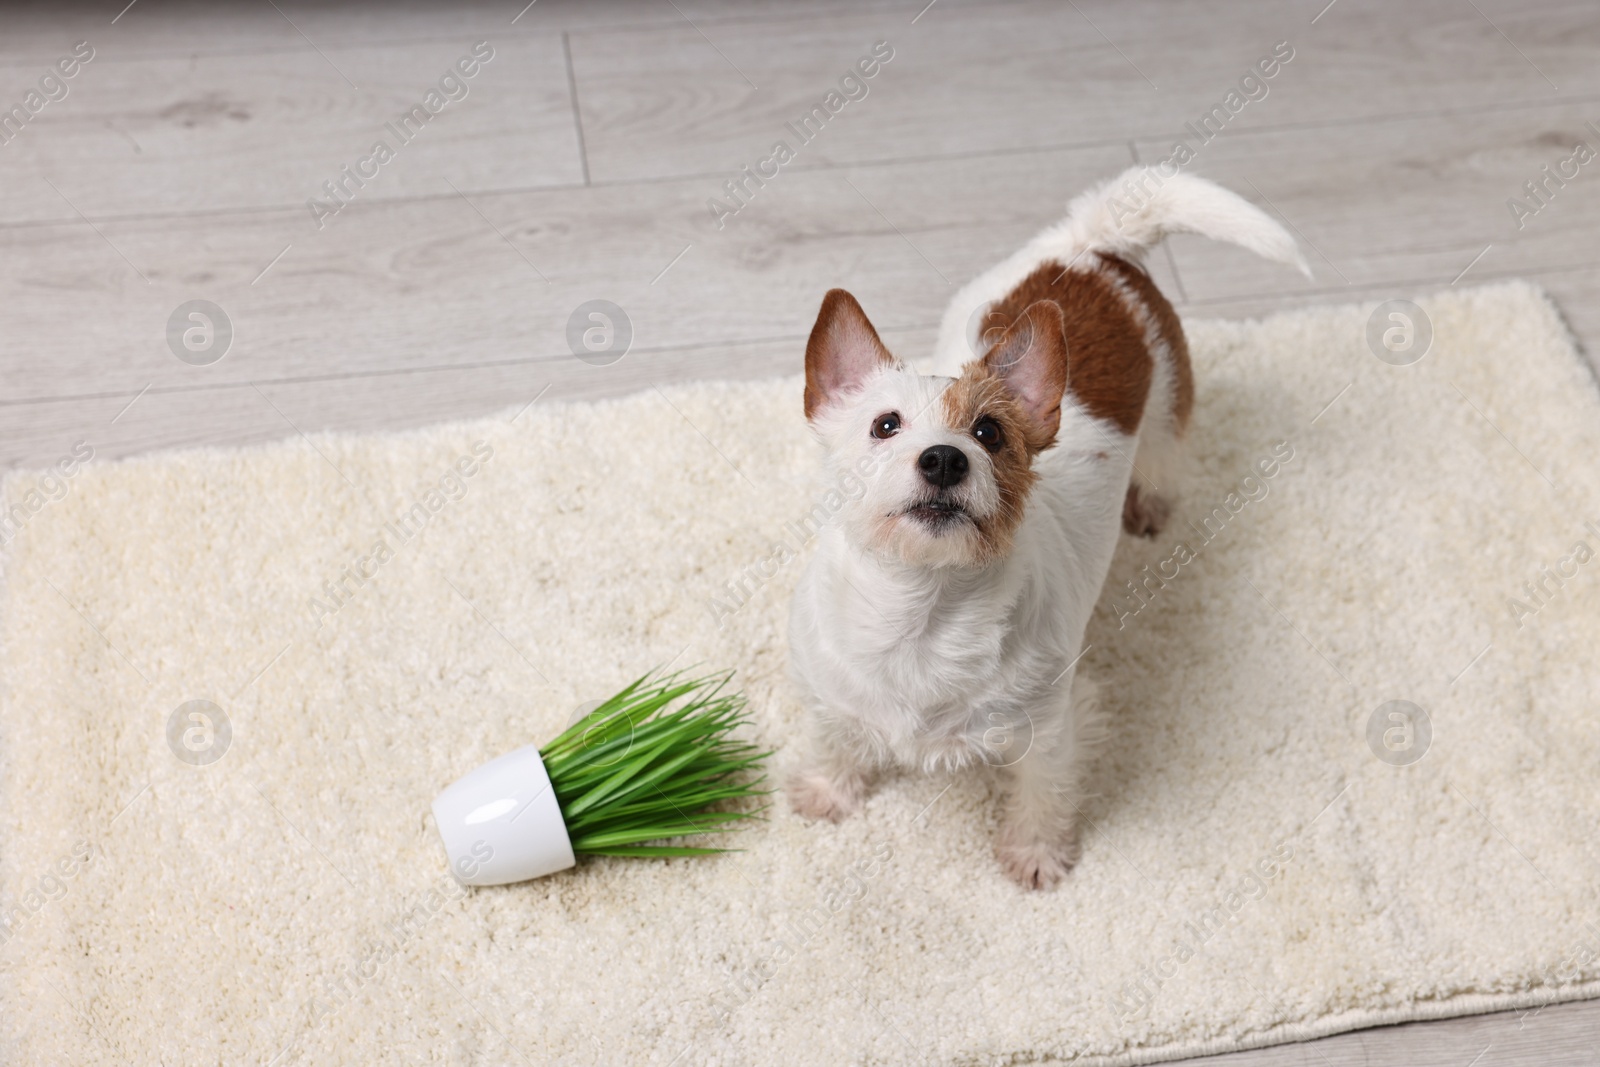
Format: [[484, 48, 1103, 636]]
[[786, 167, 1308, 888]]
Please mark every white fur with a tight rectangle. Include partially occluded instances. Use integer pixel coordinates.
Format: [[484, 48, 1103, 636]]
[[789, 169, 1305, 889]]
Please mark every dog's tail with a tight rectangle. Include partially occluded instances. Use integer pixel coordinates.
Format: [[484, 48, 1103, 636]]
[[1035, 165, 1311, 276]]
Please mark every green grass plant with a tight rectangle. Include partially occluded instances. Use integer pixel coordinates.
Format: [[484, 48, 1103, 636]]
[[540, 671, 770, 857]]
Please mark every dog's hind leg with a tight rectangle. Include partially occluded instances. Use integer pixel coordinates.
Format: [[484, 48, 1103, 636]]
[[1117, 262, 1191, 538], [1123, 415, 1181, 537]]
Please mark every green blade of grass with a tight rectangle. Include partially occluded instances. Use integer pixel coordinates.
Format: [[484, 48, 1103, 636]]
[[544, 706, 731, 781], [543, 675, 715, 754], [562, 782, 770, 830], [566, 808, 762, 845], [569, 812, 766, 852], [577, 845, 735, 858], [557, 729, 700, 818], [539, 677, 649, 757], [543, 685, 739, 771]]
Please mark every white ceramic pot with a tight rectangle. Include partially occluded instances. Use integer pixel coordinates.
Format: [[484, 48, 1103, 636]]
[[432, 743, 575, 886]]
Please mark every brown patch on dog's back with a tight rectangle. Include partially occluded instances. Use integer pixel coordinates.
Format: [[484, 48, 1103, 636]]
[[941, 367, 1040, 563], [1100, 255, 1193, 432], [983, 256, 1158, 435]]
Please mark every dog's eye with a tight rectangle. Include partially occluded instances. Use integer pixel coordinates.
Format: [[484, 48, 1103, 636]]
[[871, 413, 901, 439], [972, 416, 1004, 451]]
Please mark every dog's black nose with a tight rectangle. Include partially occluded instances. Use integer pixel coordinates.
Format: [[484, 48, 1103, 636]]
[[918, 445, 968, 488]]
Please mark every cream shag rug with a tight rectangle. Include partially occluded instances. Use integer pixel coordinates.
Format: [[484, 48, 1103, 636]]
[[4, 281, 1600, 1066]]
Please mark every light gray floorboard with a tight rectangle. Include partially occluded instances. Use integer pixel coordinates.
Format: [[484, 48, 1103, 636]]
[[1, 2, 1597, 1064], [0, 0, 921, 62], [0, 142, 1165, 400], [0, 36, 580, 221], [567, 0, 1599, 182]]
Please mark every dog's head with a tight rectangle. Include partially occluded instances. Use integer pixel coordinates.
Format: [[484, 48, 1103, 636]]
[[803, 288, 1068, 568]]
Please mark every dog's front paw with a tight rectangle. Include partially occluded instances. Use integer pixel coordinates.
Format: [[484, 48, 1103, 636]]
[[787, 771, 863, 823], [995, 830, 1080, 890]]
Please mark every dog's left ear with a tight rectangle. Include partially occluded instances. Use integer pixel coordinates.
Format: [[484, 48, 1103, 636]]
[[804, 289, 895, 420], [982, 300, 1069, 445]]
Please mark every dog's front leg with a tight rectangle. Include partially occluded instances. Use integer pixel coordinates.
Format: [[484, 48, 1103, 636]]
[[994, 736, 1083, 889], [787, 713, 879, 823], [992, 684, 1103, 889]]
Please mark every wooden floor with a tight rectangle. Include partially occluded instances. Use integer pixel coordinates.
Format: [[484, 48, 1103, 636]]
[[3, 1, 1598, 1062]]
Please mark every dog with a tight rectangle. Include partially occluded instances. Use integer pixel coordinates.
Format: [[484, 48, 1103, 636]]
[[785, 166, 1308, 888]]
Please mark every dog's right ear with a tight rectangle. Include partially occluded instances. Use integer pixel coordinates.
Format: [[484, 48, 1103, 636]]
[[804, 289, 895, 421]]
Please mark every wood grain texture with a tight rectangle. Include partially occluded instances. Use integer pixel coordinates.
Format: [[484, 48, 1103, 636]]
[[1, 1, 1597, 1064], [568, 0, 1600, 183], [0, 140, 1169, 401], [0, 35, 580, 221], [0, 0, 922, 63]]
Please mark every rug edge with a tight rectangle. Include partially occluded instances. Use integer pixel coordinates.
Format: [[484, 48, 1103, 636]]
[[1053, 981, 1600, 1067]]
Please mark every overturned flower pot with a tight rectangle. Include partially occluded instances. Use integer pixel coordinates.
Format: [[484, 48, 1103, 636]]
[[433, 672, 770, 886]]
